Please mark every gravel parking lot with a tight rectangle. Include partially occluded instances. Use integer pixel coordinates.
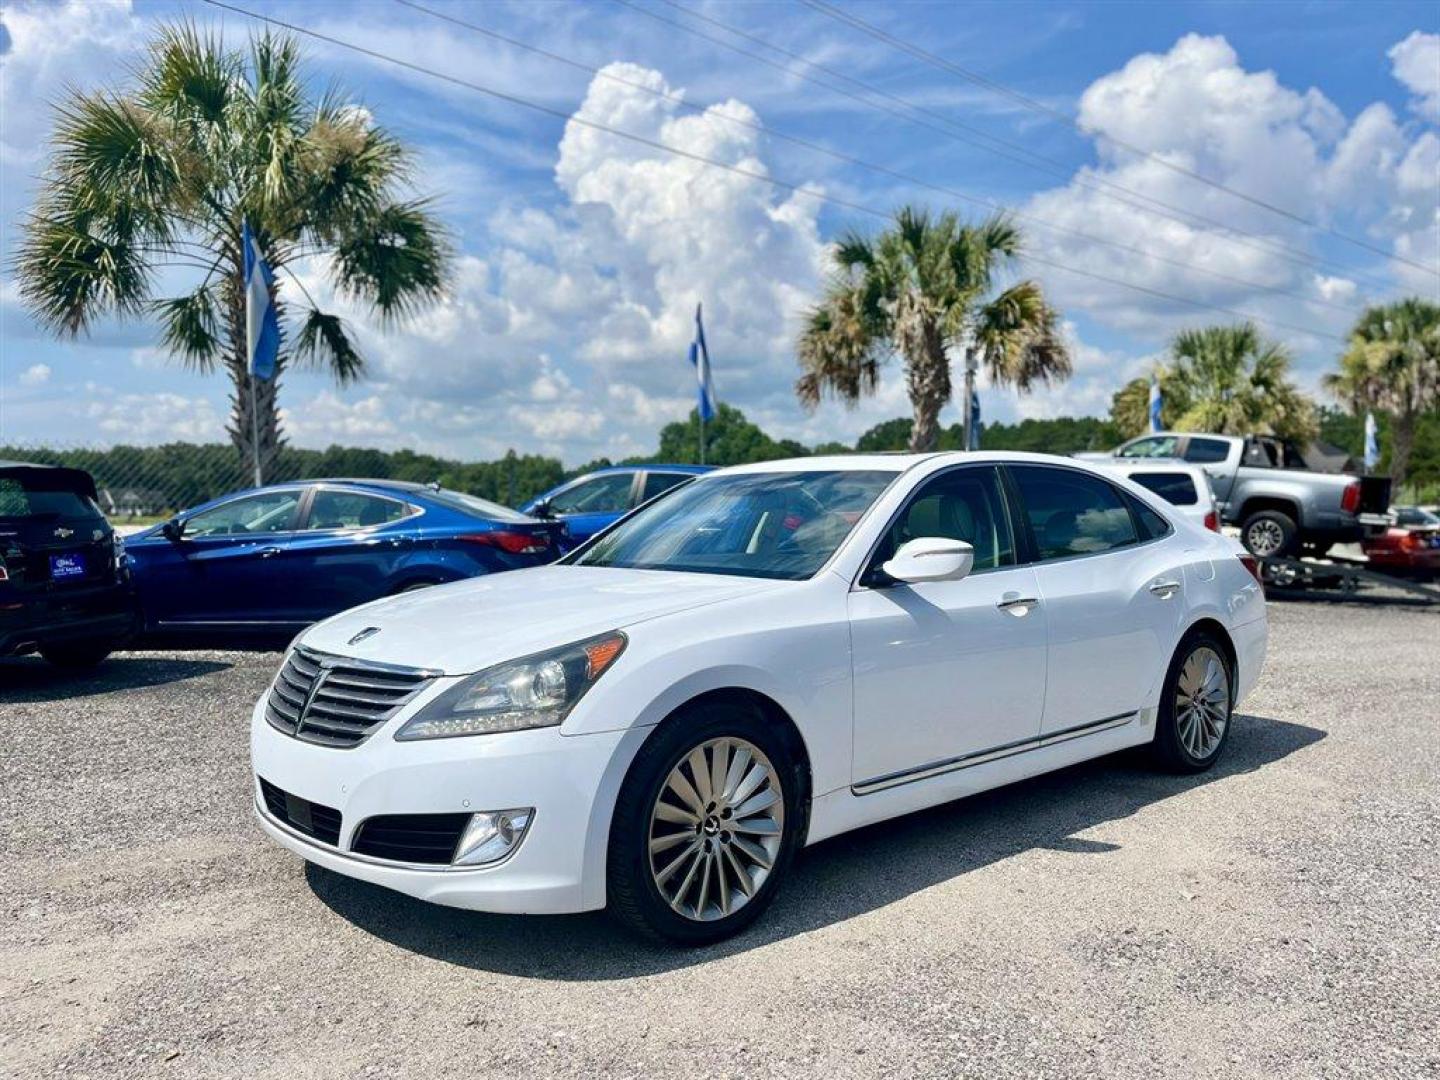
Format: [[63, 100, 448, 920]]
[[3, 600, 1437, 1079]]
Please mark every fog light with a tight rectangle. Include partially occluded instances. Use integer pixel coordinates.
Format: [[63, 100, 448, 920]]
[[452, 808, 533, 866]]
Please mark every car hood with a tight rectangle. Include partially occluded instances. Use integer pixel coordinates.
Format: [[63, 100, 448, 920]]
[[299, 564, 777, 674]]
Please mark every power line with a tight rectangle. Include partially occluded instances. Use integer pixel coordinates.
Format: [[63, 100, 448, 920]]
[[802, 0, 1440, 279], [196, 0, 1349, 345], [397, 0, 1359, 317], [623, 0, 1397, 294]]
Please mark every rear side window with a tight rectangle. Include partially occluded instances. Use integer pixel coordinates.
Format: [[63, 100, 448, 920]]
[[1010, 466, 1140, 560], [0, 478, 99, 519], [1184, 438, 1230, 464], [641, 472, 692, 501], [1129, 471, 1199, 506], [306, 490, 413, 530]]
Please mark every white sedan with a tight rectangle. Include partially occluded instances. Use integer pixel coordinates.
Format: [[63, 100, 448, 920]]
[[251, 452, 1267, 945]]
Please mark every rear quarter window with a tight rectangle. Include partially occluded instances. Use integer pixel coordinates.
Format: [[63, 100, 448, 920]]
[[1128, 471, 1199, 506]]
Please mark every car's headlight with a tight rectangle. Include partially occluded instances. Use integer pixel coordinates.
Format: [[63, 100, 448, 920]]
[[394, 632, 626, 740]]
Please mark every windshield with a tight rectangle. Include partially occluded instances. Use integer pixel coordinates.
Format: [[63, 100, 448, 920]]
[[570, 470, 895, 580]]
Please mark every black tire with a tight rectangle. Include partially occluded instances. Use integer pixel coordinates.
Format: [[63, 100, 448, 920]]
[[1152, 629, 1235, 774], [606, 698, 806, 946], [38, 640, 114, 670], [1240, 509, 1298, 559]]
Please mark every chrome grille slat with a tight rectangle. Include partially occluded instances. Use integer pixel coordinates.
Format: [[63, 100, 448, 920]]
[[264, 647, 433, 748]]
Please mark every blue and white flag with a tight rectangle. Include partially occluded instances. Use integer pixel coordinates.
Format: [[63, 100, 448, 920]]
[[1148, 375, 1163, 434], [688, 302, 716, 422], [242, 219, 280, 382], [1363, 411, 1379, 470], [968, 389, 982, 451]]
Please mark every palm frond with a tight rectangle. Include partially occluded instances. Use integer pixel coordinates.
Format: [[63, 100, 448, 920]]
[[153, 282, 222, 370], [12, 201, 154, 335], [138, 19, 238, 125], [292, 306, 365, 383], [330, 199, 449, 322], [974, 280, 1070, 391]]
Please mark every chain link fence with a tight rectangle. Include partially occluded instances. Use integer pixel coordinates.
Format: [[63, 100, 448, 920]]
[[0, 442, 575, 522]]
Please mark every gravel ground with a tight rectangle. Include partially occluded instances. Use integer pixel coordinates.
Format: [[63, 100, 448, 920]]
[[2, 600, 1437, 1079]]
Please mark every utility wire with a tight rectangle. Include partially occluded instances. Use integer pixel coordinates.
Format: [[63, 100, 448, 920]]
[[803, 0, 1440, 278], [397, 0, 1359, 317], [624, 0, 1397, 294], [197, 0, 1348, 345]]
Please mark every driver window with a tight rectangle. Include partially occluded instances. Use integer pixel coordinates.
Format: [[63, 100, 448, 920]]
[[549, 473, 634, 514], [874, 467, 1015, 573], [1118, 436, 1179, 458], [184, 491, 301, 537]]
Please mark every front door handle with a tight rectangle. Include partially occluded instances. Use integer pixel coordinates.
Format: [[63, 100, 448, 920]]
[[996, 593, 1039, 616], [1148, 579, 1181, 599], [258, 546, 283, 559]]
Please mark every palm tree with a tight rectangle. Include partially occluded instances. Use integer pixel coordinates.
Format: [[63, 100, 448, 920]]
[[1324, 298, 1440, 487], [1164, 323, 1317, 443], [13, 23, 448, 477], [796, 207, 1069, 453]]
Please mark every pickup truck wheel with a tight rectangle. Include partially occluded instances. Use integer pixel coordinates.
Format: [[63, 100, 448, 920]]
[[1240, 510, 1297, 558]]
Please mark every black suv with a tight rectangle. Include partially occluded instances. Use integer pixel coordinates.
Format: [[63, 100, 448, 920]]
[[1, 461, 138, 668]]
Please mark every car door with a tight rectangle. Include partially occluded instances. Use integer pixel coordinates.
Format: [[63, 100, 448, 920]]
[[545, 472, 639, 544], [281, 488, 420, 621], [1007, 464, 1186, 736], [847, 465, 1048, 787], [142, 489, 304, 627]]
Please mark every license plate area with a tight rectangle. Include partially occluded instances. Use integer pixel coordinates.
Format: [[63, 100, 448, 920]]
[[49, 553, 87, 581]]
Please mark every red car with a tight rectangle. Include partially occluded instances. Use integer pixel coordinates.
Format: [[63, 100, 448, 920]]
[[1362, 506, 1440, 579]]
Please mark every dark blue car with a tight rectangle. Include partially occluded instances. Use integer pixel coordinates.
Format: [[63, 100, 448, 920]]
[[126, 479, 564, 641], [522, 464, 712, 548]]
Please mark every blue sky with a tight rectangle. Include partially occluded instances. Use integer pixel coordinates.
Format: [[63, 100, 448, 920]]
[[1, 0, 1436, 465]]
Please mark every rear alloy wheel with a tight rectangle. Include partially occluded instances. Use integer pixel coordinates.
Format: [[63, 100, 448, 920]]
[[608, 702, 802, 945], [1153, 633, 1234, 773], [38, 640, 113, 669], [1240, 510, 1297, 559]]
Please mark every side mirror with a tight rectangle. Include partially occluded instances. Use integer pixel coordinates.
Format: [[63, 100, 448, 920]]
[[161, 518, 185, 541], [531, 498, 554, 519], [882, 537, 974, 584]]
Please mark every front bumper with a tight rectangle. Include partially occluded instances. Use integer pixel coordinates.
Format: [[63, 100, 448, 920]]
[[250, 694, 637, 914]]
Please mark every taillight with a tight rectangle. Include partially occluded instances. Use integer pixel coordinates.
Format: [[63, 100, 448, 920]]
[[1238, 554, 1264, 589], [0, 559, 8, 582], [1203, 509, 1220, 532], [1400, 531, 1425, 552], [461, 530, 550, 555], [1341, 480, 1361, 514]]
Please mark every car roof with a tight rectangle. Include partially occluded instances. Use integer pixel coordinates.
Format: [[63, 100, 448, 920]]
[[715, 451, 1126, 475], [583, 464, 713, 476]]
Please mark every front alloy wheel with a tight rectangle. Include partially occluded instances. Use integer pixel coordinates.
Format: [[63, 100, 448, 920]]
[[608, 701, 802, 945], [648, 737, 785, 922]]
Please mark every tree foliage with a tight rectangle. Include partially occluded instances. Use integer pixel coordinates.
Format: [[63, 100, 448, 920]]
[[12, 22, 449, 476], [797, 207, 1069, 452]]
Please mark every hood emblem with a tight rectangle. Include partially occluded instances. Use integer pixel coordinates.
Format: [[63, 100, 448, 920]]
[[54, 526, 74, 539], [347, 627, 381, 646]]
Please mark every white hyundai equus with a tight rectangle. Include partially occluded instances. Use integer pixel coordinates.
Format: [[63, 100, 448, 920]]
[[252, 452, 1267, 945]]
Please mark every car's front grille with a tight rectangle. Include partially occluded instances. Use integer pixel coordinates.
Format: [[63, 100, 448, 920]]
[[266, 647, 434, 748], [258, 777, 342, 846], [350, 813, 472, 865]]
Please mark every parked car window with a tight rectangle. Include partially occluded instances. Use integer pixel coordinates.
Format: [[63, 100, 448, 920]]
[[1128, 471, 1199, 506], [1183, 437, 1230, 464], [1118, 436, 1179, 458], [1395, 507, 1440, 527], [573, 471, 894, 580], [1011, 466, 1140, 560], [184, 491, 301, 536], [1243, 439, 1280, 468], [0, 479, 98, 519], [424, 488, 531, 523], [874, 467, 1015, 572], [549, 473, 635, 514], [305, 490, 413, 530], [641, 471, 693, 502], [1124, 492, 1172, 540]]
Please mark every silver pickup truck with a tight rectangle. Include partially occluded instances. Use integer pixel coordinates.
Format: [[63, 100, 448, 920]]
[[1111, 432, 1392, 557]]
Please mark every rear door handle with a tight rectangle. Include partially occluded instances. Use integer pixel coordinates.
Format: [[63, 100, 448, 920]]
[[996, 593, 1039, 616], [1148, 579, 1181, 599]]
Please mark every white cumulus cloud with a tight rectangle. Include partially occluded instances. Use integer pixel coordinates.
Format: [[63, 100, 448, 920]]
[[1389, 31, 1440, 120]]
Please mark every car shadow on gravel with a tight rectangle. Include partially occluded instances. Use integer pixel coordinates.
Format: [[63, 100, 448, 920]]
[[0, 655, 232, 701], [305, 711, 1324, 978]]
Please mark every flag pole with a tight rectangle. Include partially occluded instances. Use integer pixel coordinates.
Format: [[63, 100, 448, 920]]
[[699, 409, 706, 465], [249, 371, 263, 487]]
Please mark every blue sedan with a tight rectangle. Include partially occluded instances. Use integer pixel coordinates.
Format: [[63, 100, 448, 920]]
[[522, 464, 711, 548], [126, 479, 564, 641]]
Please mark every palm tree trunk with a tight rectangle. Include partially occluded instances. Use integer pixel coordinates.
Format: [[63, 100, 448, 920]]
[[905, 328, 951, 453], [222, 273, 282, 483], [1389, 410, 1415, 490]]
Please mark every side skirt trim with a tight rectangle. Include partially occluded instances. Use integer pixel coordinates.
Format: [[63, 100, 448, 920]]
[[851, 711, 1138, 796]]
